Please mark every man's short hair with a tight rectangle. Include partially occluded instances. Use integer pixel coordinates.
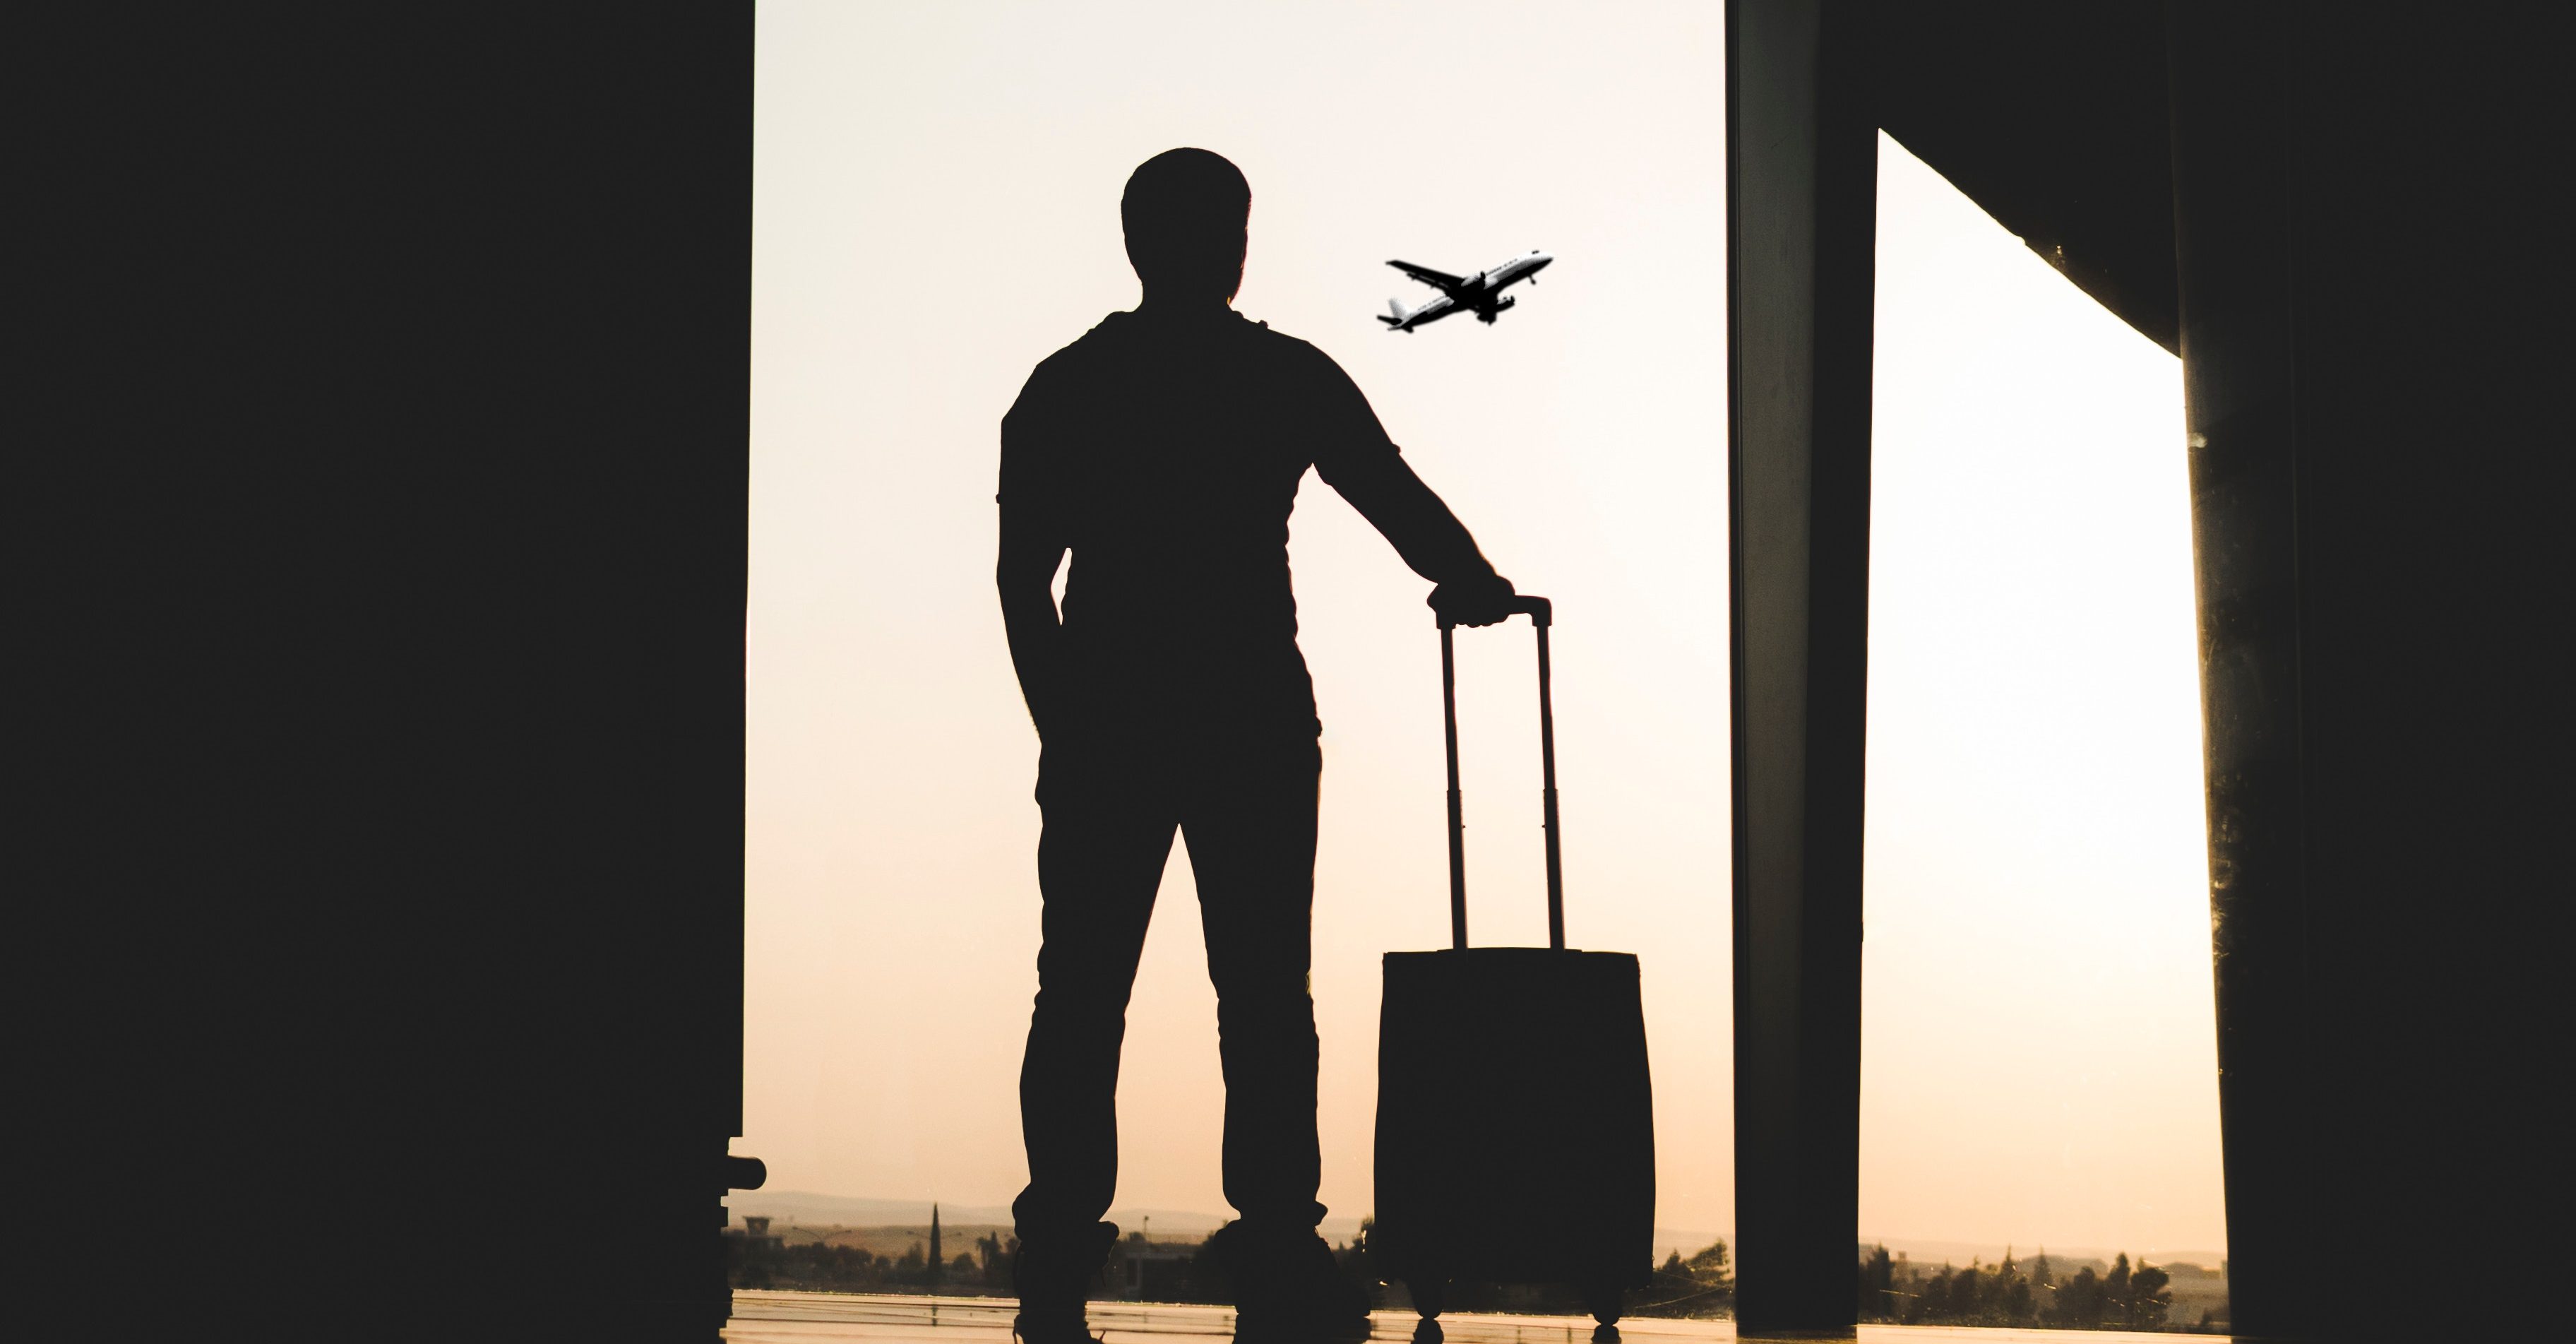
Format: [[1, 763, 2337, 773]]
[[1121, 148, 1251, 299]]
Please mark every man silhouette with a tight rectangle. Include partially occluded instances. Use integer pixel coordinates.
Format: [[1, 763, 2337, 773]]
[[998, 148, 1518, 1344]]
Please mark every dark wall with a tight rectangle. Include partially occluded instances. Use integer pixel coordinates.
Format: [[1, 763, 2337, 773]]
[[34, 11, 751, 1337], [2171, 4, 2567, 1337]]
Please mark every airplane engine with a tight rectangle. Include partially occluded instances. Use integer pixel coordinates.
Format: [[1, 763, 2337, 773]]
[[1477, 295, 1518, 324]]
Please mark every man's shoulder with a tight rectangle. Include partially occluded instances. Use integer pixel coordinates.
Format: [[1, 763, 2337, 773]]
[[1231, 316, 1362, 389], [1232, 313, 1325, 356], [1008, 316, 1124, 419], [1020, 311, 1352, 401], [1029, 314, 1126, 376]]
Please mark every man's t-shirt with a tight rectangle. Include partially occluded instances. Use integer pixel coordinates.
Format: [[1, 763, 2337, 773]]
[[1000, 309, 1405, 741]]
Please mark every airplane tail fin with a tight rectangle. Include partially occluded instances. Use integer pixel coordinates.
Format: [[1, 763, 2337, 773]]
[[1378, 299, 1405, 327]]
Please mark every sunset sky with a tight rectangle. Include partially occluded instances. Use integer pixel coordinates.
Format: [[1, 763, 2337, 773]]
[[744, 0, 2223, 1256]]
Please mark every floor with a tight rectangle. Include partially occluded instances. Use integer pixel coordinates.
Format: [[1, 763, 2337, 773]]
[[723, 1292, 2224, 1344]]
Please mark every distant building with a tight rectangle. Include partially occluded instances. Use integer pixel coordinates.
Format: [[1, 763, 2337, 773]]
[[724, 1215, 782, 1253]]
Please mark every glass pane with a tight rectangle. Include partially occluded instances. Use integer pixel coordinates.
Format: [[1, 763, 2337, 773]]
[[1861, 132, 2229, 1331], [743, 0, 1732, 1309]]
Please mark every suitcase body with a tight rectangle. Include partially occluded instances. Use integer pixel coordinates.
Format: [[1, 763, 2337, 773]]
[[1374, 948, 1655, 1295], [1371, 600, 1655, 1328]]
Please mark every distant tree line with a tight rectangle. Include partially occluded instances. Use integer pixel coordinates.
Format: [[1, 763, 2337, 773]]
[[729, 1218, 1742, 1319], [1858, 1245, 2195, 1331], [728, 1228, 1010, 1294], [732, 1218, 2208, 1333], [1152, 1220, 1737, 1319], [741, 1218, 1739, 1319], [1629, 1239, 1736, 1317]]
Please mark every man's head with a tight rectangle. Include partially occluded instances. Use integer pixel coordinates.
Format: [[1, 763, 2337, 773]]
[[1121, 148, 1250, 303]]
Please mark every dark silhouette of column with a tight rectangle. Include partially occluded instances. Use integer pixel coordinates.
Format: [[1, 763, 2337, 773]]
[[2166, 7, 2317, 1336], [1725, 0, 1876, 1334], [29, 10, 757, 1339]]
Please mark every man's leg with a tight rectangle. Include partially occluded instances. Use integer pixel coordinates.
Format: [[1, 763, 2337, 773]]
[[1182, 732, 1323, 1229], [1013, 751, 1175, 1338], [1181, 734, 1366, 1336]]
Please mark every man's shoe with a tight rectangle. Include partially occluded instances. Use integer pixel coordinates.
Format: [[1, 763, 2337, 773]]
[[1012, 1222, 1119, 1344], [1232, 1227, 1373, 1343]]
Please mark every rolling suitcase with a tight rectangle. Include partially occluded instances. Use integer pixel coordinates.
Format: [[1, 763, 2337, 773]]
[[1373, 597, 1655, 1337]]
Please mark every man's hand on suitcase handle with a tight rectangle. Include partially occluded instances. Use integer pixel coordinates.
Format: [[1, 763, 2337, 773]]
[[1430, 572, 1525, 628]]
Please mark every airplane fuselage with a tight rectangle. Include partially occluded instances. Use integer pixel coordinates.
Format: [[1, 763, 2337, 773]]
[[1380, 249, 1554, 332]]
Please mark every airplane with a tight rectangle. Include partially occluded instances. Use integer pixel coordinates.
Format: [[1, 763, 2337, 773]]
[[1377, 249, 1554, 332]]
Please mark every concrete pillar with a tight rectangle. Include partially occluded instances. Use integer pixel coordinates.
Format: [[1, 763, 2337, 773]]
[[1725, 0, 1876, 1333]]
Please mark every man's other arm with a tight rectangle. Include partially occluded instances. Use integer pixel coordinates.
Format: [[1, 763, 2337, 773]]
[[998, 376, 1071, 738]]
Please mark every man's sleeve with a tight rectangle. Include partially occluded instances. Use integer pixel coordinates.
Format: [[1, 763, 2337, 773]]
[[998, 359, 1064, 527], [1302, 347, 1407, 489]]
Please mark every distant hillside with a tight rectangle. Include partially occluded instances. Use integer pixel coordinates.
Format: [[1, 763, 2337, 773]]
[[1859, 1236, 2227, 1274], [771, 1223, 1013, 1257], [727, 1191, 1012, 1227]]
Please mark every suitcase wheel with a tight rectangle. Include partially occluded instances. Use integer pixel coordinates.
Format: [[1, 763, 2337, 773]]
[[1406, 1275, 1445, 1324], [1582, 1281, 1622, 1328]]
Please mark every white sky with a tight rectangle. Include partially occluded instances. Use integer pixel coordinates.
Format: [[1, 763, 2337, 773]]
[[745, 0, 2223, 1256]]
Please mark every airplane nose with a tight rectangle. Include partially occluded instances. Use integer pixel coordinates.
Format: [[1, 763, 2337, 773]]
[[1532, 253, 1553, 269]]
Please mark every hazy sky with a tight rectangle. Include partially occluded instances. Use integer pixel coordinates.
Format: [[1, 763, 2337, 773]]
[[746, 1, 2222, 1256]]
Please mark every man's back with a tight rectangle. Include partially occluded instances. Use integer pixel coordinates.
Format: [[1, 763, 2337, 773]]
[[1002, 307, 1402, 736]]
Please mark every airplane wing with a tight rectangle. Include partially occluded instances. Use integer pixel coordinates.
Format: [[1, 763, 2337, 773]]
[[1387, 260, 1467, 295]]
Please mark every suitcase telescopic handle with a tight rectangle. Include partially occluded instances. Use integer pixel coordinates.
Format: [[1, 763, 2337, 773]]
[[1438, 595, 1563, 951]]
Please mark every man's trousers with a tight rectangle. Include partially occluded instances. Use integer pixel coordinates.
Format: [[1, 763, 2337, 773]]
[[1011, 728, 1328, 1251]]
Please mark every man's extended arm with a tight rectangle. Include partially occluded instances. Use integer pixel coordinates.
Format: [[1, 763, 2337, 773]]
[[1308, 354, 1518, 626], [1327, 451, 1515, 624]]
